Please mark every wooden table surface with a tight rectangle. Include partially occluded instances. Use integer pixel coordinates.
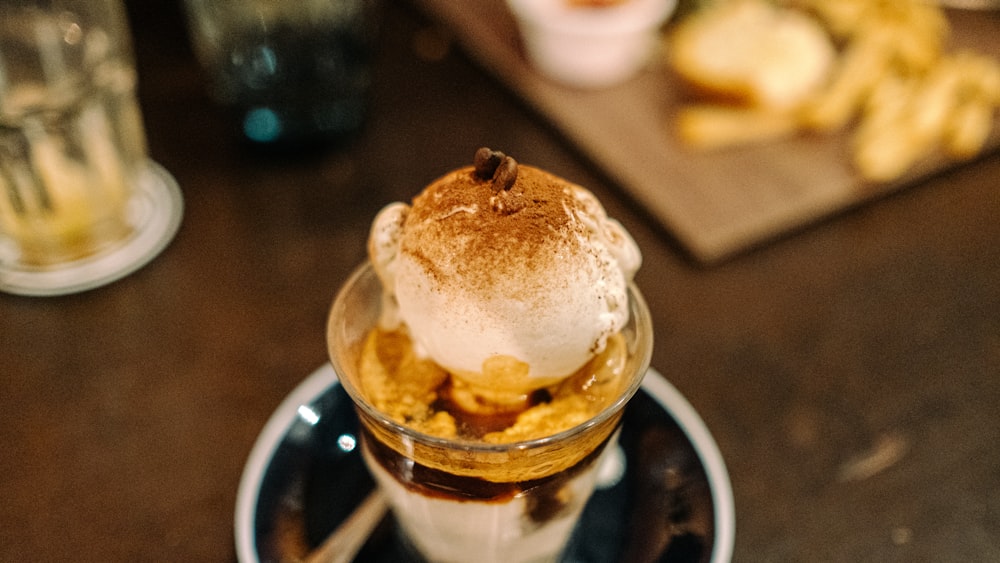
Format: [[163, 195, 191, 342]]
[[2, 1, 999, 561]]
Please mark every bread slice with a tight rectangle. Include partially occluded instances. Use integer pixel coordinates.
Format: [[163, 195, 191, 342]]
[[668, 0, 836, 111]]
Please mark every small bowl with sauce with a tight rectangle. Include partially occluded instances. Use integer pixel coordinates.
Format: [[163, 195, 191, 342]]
[[506, 0, 678, 89]]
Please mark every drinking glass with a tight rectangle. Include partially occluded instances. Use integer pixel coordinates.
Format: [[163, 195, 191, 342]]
[[182, 0, 380, 148], [0, 0, 183, 296]]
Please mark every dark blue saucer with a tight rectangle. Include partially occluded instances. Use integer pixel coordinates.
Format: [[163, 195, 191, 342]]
[[235, 365, 735, 563]]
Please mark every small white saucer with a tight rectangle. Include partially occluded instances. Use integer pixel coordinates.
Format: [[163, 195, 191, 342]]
[[235, 364, 735, 562], [0, 160, 183, 297]]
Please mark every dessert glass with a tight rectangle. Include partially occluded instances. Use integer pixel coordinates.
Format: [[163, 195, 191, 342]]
[[327, 262, 653, 563]]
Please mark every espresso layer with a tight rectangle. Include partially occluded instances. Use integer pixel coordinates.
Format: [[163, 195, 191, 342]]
[[362, 425, 613, 523]]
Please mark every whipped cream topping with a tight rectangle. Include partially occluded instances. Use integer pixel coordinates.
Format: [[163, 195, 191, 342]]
[[368, 150, 641, 392]]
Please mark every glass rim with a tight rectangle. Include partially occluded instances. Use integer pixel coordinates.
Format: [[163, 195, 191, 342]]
[[327, 260, 654, 453]]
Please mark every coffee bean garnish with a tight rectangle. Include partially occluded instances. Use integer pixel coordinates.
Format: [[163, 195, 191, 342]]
[[474, 147, 506, 180], [473, 147, 519, 191], [493, 156, 518, 191]]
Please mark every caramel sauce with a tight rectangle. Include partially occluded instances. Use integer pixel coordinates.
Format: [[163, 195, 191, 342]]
[[354, 325, 629, 508], [432, 380, 553, 439], [357, 326, 627, 444]]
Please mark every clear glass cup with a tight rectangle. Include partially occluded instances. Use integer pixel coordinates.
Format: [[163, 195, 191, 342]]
[[0, 0, 183, 296], [327, 262, 653, 563]]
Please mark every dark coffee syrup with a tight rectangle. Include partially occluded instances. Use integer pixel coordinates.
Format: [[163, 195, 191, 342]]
[[361, 426, 614, 524]]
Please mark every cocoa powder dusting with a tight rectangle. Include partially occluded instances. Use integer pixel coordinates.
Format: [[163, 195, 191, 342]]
[[401, 162, 589, 300]]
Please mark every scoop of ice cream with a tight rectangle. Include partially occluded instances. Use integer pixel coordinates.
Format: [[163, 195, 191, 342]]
[[368, 148, 641, 396]]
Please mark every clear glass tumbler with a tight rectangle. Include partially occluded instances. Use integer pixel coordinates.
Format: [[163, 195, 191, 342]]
[[0, 0, 183, 296], [182, 0, 380, 148], [327, 262, 653, 563]]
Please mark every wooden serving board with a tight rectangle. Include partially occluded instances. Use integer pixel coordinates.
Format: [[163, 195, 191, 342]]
[[412, 0, 1000, 263]]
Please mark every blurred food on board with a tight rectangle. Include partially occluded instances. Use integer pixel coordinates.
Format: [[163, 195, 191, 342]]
[[664, 0, 1000, 182]]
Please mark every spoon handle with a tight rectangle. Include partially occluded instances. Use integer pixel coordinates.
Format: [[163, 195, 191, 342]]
[[303, 488, 388, 563]]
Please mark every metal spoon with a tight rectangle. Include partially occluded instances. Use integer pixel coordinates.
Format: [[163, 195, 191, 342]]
[[302, 488, 389, 563]]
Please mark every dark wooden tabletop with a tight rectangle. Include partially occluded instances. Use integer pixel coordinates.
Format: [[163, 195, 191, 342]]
[[3, 1, 999, 561]]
